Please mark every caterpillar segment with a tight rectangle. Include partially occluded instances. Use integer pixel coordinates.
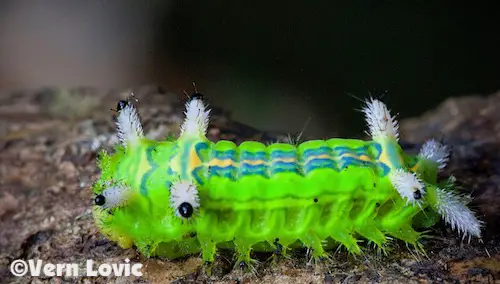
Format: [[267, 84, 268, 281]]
[[91, 93, 483, 271]]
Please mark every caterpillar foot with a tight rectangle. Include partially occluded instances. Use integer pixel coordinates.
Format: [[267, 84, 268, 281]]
[[370, 239, 392, 258], [233, 238, 258, 274], [201, 261, 214, 276], [234, 259, 259, 276], [306, 248, 333, 273], [266, 238, 291, 265], [199, 237, 216, 264], [302, 232, 330, 267], [135, 241, 157, 258]]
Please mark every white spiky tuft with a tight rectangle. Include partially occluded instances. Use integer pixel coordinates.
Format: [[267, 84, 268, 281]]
[[434, 187, 482, 239], [389, 168, 425, 206], [180, 97, 210, 137], [115, 103, 144, 147], [362, 98, 399, 141], [100, 185, 131, 209], [170, 180, 200, 218], [418, 139, 450, 169]]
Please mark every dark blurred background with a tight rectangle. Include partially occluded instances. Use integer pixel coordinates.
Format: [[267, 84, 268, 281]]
[[0, 1, 499, 137]]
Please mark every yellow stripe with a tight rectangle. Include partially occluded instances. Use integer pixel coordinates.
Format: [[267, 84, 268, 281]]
[[189, 148, 203, 169], [379, 151, 390, 166], [410, 165, 420, 172], [272, 157, 296, 163], [358, 155, 372, 162], [209, 159, 236, 167], [304, 154, 332, 164], [335, 153, 375, 164], [241, 159, 268, 166]]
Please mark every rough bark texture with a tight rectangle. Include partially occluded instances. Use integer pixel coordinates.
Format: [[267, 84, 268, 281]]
[[0, 87, 499, 283]]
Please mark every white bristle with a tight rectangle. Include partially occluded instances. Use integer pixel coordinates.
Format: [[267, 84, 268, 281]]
[[389, 168, 425, 206], [434, 187, 482, 239], [115, 103, 144, 147], [362, 98, 399, 141], [180, 98, 210, 137], [100, 185, 131, 209], [418, 139, 450, 169], [170, 180, 200, 217]]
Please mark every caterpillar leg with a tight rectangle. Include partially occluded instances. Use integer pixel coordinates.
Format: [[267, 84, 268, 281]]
[[301, 231, 331, 267], [266, 237, 291, 265], [198, 237, 216, 275], [329, 230, 362, 255], [233, 238, 258, 274], [325, 201, 362, 255], [355, 222, 388, 250], [380, 200, 422, 247], [353, 200, 389, 249], [135, 240, 158, 258]]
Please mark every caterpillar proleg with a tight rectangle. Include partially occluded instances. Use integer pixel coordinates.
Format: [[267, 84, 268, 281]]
[[92, 93, 482, 271]]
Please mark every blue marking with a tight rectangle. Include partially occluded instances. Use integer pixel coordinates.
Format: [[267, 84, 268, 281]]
[[167, 167, 175, 176], [270, 150, 296, 159], [338, 156, 376, 171], [191, 166, 205, 185], [333, 143, 383, 160], [180, 140, 194, 180], [165, 180, 172, 190], [213, 150, 237, 160], [194, 142, 210, 162], [140, 146, 157, 213], [272, 167, 302, 175], [333, 146, 357, 156], [272, 161, 299, 168], [384, 142, 403, 168], [369, 143, 383, 159], [209, 165, 237, 180], [239, 163, 269, 177], [376, 162, 391, 176], [240, 151, 267, 160], [139, 169, 153, 197], [271, 161, 301, 175], [334, 145, 367, 155], [304, 158, 337, 174], [302, 146, 331, 158]]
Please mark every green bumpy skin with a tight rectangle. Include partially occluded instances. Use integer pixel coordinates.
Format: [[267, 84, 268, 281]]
[[92, 96, 482, 267]]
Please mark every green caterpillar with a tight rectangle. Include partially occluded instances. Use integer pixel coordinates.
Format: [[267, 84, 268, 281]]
[[92, 93, 482, 270]]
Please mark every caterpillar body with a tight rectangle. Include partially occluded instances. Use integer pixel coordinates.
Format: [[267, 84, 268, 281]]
[[92, 94, 482, 269]]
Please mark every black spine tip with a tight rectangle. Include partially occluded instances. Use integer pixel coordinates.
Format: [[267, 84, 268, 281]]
[[190, 93, 204, 101], [116, 100, 129, 111]]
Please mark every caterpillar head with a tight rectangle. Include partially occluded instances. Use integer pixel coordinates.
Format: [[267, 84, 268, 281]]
[[91, 95, 206, 257]]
